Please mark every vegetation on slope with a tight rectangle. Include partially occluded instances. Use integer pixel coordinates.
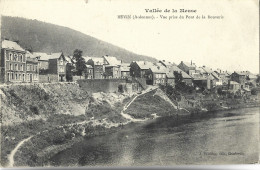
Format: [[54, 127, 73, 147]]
[[1, 16, 157, 63], [125, 90, 177, 119]]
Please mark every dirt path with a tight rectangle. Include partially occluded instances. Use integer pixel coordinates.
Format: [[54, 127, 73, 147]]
[[120, 86, 158, 122], [7, 136, 33, 167]]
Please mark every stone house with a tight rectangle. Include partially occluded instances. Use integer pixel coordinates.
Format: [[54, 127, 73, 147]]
[[228, 80, 240, 93], [1, 40, 27, 83], [178, 61, 196, 76], [103, 55, 121, 78], [231, 71, 247, 89], [211, 71, 223, 86], [47, 52, 67, 82], [169, 65, 193, 86], [33, 52, 66, 82], [120, 63, 131, 79], [85, 57, 104, 79], [145, 65, 167, 85], [33, 52, 50, 72], [130, 61, 155, 78], [25, 51, 39, 83], [83, 64, 94, 79], [214, 69, 226, 84]]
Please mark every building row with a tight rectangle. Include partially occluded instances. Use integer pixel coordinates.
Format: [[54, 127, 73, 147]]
[[0, 40, 258, 94]]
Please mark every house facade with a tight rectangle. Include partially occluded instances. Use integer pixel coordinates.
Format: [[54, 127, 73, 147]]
[[178, 61, 196, 75], [86, 57, 104, 79], [145, 66, 167, 85], [1, 40, 27, 83], [231, 71, 247, 88], [228, 80, 240, 93], [130, 61, 154, 78], [26, 51, 39, 83], [83, 64, 94, 79], [103, 55, 121, 78], [120, 63, 131, 79]]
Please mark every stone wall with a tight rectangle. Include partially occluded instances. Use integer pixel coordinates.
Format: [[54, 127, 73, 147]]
[[77, 79, 127, 93], [39, 74, 59, 83]]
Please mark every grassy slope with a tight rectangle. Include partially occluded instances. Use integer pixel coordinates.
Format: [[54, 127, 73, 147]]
[[1, 16, 157, 63], [125, 90, 177, 119]]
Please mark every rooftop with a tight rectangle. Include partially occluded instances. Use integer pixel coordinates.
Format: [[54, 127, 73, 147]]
[[2, 40, 25, 51], [135, 61, 156, 70], [33, 52, 63, 60], [103, 55, 121, 66]]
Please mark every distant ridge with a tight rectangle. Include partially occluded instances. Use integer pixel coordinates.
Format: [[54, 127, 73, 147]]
[[1, 16, 157, 63]]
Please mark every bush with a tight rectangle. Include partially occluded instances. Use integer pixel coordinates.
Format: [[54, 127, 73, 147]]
[[251, 88, 258, 95], [30, 105, 39, 115]]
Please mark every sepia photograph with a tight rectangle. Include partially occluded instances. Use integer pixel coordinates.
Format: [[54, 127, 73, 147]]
[[0, 0, 259, 168]]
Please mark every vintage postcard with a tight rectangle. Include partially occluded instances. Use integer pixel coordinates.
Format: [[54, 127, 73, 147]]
[[0, 0, 259, 168]]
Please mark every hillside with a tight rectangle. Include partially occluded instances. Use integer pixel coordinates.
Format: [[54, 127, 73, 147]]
[[1, 16, 157, 63]]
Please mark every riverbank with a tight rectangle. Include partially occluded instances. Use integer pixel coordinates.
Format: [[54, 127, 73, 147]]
[[1, 83, 259, 167]]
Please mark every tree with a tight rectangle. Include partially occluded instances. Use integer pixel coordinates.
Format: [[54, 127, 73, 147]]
[[174, 71, 183, 85], [256, 75, 260, 83], [66, 63, 74, 81], [73, 49, 86, 76]]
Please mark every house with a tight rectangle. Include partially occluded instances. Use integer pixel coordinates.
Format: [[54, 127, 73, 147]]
[[214, 69, 227, 84], [103, 55, 121, 78], [170, 65, 193, 86], [228, 80, 240, 93], [25, 51, 39, 83], [211, 71, 223, 86], [231, 71, 247, 89], [178, 61, 196, 76], [130, 61, 155, 78], [47, 52, 67, 82], [33, 52, 67, 82], [33, 52, 50, 72], [245, 71, 257, 87], [145, 65, 167, 85], [85, 57, 104, 79], [120, 63, 131, 78], [83, 64, 94, 79], [165, 67, 175, 87], [1, 40, 27, 83]]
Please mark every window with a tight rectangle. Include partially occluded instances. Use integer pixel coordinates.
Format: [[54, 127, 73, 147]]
[[7, 73, 10, 81], [22, 54, 25, 62], [14, 54, 18, 61], [15, 74, 18, 80], [27, 74, 30, 81], [22, 74, 25, 81], [11, 73, 14, 80], [19, 54, 23, 62], [9, 53, 13, 60], [15, 64, 18, 71], [10, 63, 13, 70], [19, 74, 21, 80], [35, 66, 38, 72], [21, 64, 23, 71]]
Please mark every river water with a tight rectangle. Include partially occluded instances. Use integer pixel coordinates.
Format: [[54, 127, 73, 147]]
[[49, 107, 259, 166]]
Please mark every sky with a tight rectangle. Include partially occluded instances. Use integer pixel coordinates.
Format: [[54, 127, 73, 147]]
[[0, 0, 259, 74]]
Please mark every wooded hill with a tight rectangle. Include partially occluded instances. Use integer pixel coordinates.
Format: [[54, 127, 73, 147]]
[[1, 16, 157, 63]]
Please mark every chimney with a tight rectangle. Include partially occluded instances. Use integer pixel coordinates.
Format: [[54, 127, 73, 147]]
[[191, 60, 192, 65], [162, 60, 165, 62]]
